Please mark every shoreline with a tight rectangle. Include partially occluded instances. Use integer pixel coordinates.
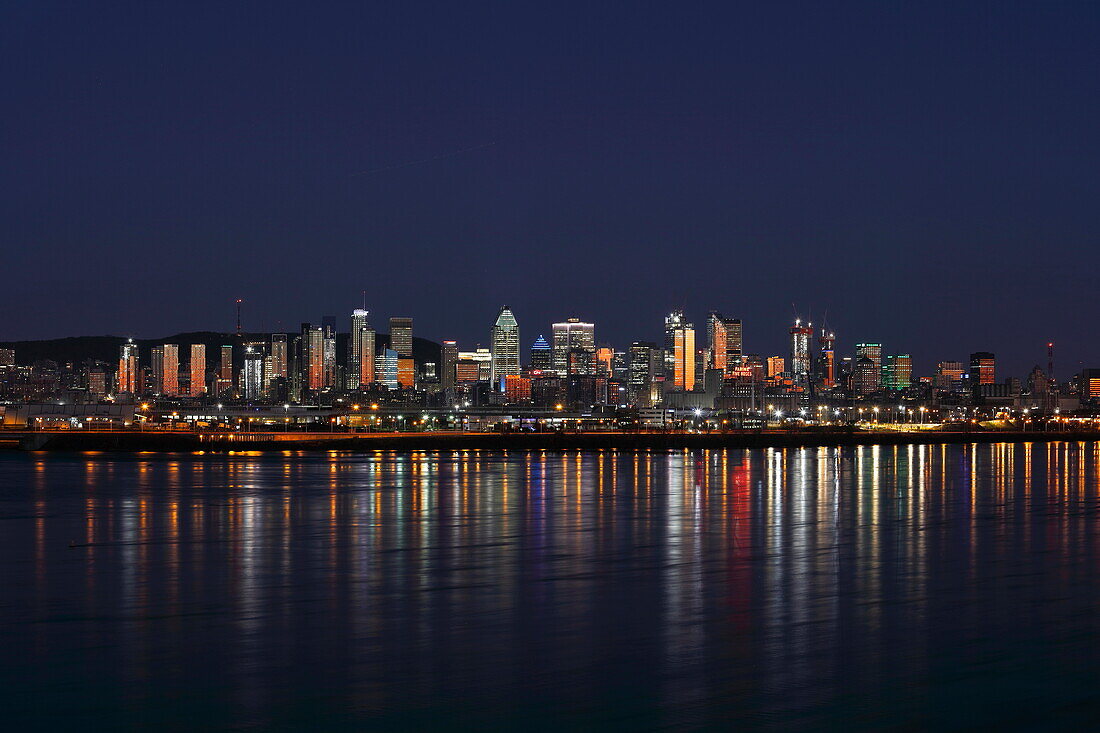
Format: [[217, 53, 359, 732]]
[[2, 429, 1098, 453]]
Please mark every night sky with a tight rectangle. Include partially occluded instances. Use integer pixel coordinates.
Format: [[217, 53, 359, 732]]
[[3, 2, 1098, 378]]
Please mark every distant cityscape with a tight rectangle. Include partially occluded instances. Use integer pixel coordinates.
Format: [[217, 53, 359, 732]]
[[1, 304, 1098, 430]]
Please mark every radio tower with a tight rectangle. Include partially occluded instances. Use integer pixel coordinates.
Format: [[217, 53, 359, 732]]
[[235, 299, 243, 336]]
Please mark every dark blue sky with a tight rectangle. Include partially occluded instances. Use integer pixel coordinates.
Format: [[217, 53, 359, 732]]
[[3, 2, 1098, 378]]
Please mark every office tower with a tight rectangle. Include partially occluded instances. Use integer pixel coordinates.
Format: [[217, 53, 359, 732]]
[[217, 344, 234, 395], [530, 335, 552, 371], [299, 324, 324, 392], [935, 360, 965, 391], [882, 354, 912, 391], [707, 312, 743, 375], [789, 320, 812, 391], [149, 343, 163, 394], [348, 309, 375, 389], [322, 321, 337, 389], [440, 340, 458, 389], [375, 348, 399, 389], [766, 356, 785, 379], [663, 310, 686, 378], [490, 306, 521, 387], [595, 347, 613, 377], [672, 324, 696, 391], [161, 344, 179, 396], [151, 346, 165, 393], [118, 340, 139, 394], [551, 318, 595, 375], [397, 358, 415, 388], [270, 333, 288, 380], [242, 347, 264, 399], [459, 347, 493, 380], [854, 343, 882, 392], [1081, 369, 1100, 401], [189, 344, 206, 396], [390, 317, 413, 358], [854, 357, 879, 396], [87, 369, 107, 398], [818, 328, 836, 388], [628, 341, 657, 391], [504, 375, 532, 403], [969, 352, 996, 386], [455, 360, 481, 384]]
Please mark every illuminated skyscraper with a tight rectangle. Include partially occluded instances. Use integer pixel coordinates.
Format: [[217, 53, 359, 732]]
[[789, 320, 813, 390], [818, 327, 836, 388], [672, 324, 696, 391], [375, 348, 399, 389], [530, 335, 551, 371], [882, 354, 912, 391], [441, 340, 458, 389], [552, 318, 595, 376], [854, 356, 879, 396], [766, 356, 785, 379], [270, 334, 288, 380], [218, 345, 234, 396], [348, 309, 375, 389], [389, 317, 413, 358], [707, 312, 743, 375], [151, 346, 165, 393], [854, 343, 882, 392], [969, 352, 996, 392], [118, 340, 139, 394], [190, 344, 206, 396], [161, 344, 179, 396], [322, 321, 337, 389], [663, 310, 686, 378], [243, 346, 264, 399], [490, 306, 521, 387]]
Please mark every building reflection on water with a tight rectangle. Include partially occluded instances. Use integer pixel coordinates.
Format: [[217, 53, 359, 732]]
[[8, 442, 1100, 728]]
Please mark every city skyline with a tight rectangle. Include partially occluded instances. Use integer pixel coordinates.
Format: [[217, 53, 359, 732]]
[[3, 4, 1100, 380]]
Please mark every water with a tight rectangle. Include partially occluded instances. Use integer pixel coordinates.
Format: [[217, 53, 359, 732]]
[[4, 443, 1100, 730]]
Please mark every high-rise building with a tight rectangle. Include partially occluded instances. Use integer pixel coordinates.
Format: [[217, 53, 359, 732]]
[[242, 347, 264, 400], [397, 358, 415, 388], [969, 352, 996, 386], [441, 340, 458, 389], [301, 324, 324, 392], [389, 317, 413, 358], [663, 310, 686, 378], [595, 347, 614, 378], [162, 344, 179, 396], [0, 349, 13, 366], [348, 309, 375, 389], [818, 328, 836, 388], [854, 343, 882, 392], [551, 318, 595, 376], [322, 321, 337, 389], [490, 306, 521, 387], [530, 335, 552, 371], [629, 341, 660, 402], [217, 344, 234, 396], [271, 334, 288, 380], [504, 375, 532, 403], [789, 320, 813, 391], [766, 356, 785, 379], [882, 354, 912, 391], [375, 348, 399, 389], [190, 344, 206, 396], [118, 340, 139, 395], [854, 356, 879, 396], [707, 312, 743, 375], [151, 346, 165, 393], [672, 324, 696, 391]]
